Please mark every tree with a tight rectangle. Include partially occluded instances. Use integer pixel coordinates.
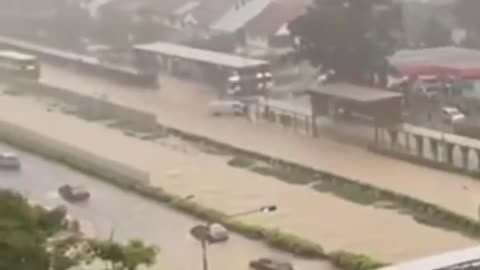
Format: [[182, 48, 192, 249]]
[[0, 189, 157, 270], [454, 0, 480, 33], [48, 0, 92, 50], [421, 16, 452, 47], [454, 0, 480, 48], [89, 239, 157, 270], [288, 0, 403, 86], [94, 7, 135, 47]]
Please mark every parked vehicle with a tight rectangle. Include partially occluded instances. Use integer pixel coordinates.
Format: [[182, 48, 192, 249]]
[[208, 99, 246, 116], [206, 223, 229, 243], [442, 106, 465, 123], [0, 152, 21, 170], [58, 185, 90, 202], [249, 258, 294, 270], [0, 50, 40, 80]]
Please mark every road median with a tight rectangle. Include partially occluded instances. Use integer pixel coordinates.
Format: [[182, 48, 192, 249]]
[[0, 113, 387, 270]]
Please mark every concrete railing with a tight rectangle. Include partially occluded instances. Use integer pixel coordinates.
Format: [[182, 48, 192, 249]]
[[0, 120, 149, 186]]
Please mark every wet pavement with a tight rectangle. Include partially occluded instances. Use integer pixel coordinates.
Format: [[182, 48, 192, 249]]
[[0, 144, 333, 270], [38, 63, 480, 221]]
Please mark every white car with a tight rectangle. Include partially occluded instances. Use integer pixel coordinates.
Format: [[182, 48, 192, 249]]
[[442, 106, 465, 123], [207, 223, 229, 242], [208, 100, 246, 116], [0, 152, 21, 170]]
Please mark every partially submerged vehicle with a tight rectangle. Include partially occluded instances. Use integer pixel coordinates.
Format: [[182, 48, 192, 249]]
[[249, 258, 294, 270], [0, 152, 21, 170], [206, 223, 229, 243], [58, 185, 90, 202], [208, 99, 246, 116]]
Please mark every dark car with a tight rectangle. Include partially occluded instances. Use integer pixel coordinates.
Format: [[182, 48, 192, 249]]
[[58, 185, 90, 202], [249, 258, 294, 270]]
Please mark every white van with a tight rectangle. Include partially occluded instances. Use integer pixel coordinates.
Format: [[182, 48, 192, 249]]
[[442, 106, 465, 123], [208, 99, 246, 116]]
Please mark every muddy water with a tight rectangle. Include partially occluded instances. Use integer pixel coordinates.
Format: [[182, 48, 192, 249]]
[[0, 143, 333, 270], [39, 63, 480, 221], [0, 95, 476, 263]]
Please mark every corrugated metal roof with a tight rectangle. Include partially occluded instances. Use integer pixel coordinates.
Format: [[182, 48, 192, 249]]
[[211, 0, 273, 33], [174, 1, 200, 16], [135, 41, 267, 68], [243, 0, 307, 37], [0, 50, 36, 61], [189, 0, 236, 27]]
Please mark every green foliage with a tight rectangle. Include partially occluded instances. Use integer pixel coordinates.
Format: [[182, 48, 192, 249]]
[[421, 16, 452, 47], [288, 0, 403, 86], [0, 190, 67, 270], [0, 189, 157, 270], [88, 239, 157, 270], [227, 156, 255, 168], [329, 251, 389, 270]]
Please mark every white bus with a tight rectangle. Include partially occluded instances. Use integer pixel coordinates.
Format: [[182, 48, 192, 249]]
[[0, 50, 40, 80]]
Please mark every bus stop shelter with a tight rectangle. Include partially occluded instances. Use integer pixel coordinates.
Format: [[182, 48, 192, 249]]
[[308, 83, 403, 141], [133, 41, 269, 92]]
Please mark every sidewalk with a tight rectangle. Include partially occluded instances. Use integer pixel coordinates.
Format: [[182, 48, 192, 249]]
[[41, 63, 480, 220], [0, 95, 475, 262]]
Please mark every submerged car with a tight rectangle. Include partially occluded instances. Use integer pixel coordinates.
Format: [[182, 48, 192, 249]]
[[442, 106, 465, 123], [249, 258, 294, 270], [208, 99, 246, 116], [58, 185, 90, 202], [206, 223, 229, 243], [0, 152, 21, 170]]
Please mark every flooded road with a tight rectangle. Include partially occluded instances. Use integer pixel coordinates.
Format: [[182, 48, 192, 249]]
[[40, 62, 480, 221], [0, 90, 476, 262], [0, 144, 334, 270]]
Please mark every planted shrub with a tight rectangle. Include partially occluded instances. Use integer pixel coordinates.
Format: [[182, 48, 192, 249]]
[[328, 251, 389, 270], [224, 220, 267, 239], [264, 229, 325, 258], [228, 156, 255, 168]]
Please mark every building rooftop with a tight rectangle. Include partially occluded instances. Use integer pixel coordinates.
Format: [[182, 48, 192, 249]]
[[0, 50, 36, 61], [309, 83, 402, 103], [243, 0, 308, 37], [211, 0, 273, 33], [389, 47, 480, 69], [135, 41, 267, 69]]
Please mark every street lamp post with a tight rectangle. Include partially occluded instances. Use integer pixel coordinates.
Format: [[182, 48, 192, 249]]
[[190, 205, 277, 270]]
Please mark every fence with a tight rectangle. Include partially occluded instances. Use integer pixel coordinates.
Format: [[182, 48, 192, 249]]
[[256, 99, 314, 135]]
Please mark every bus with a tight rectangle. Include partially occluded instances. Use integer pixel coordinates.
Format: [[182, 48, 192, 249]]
[[0, 50, 40, 80]]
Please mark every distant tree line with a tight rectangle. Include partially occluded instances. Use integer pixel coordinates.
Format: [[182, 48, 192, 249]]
[[288, 0, 404, 87], [0, 0, 168, 51]]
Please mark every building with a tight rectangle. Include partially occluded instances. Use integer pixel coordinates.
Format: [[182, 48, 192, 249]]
[[134, 41, 271, 95], [241, 0, 309, 50], [100, 0, 308, 51], [389, 47, 480, 79]]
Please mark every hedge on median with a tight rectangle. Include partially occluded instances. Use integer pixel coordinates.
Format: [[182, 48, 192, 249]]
[[0, 125, 388, 270], [161, 125, 480, 240]]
